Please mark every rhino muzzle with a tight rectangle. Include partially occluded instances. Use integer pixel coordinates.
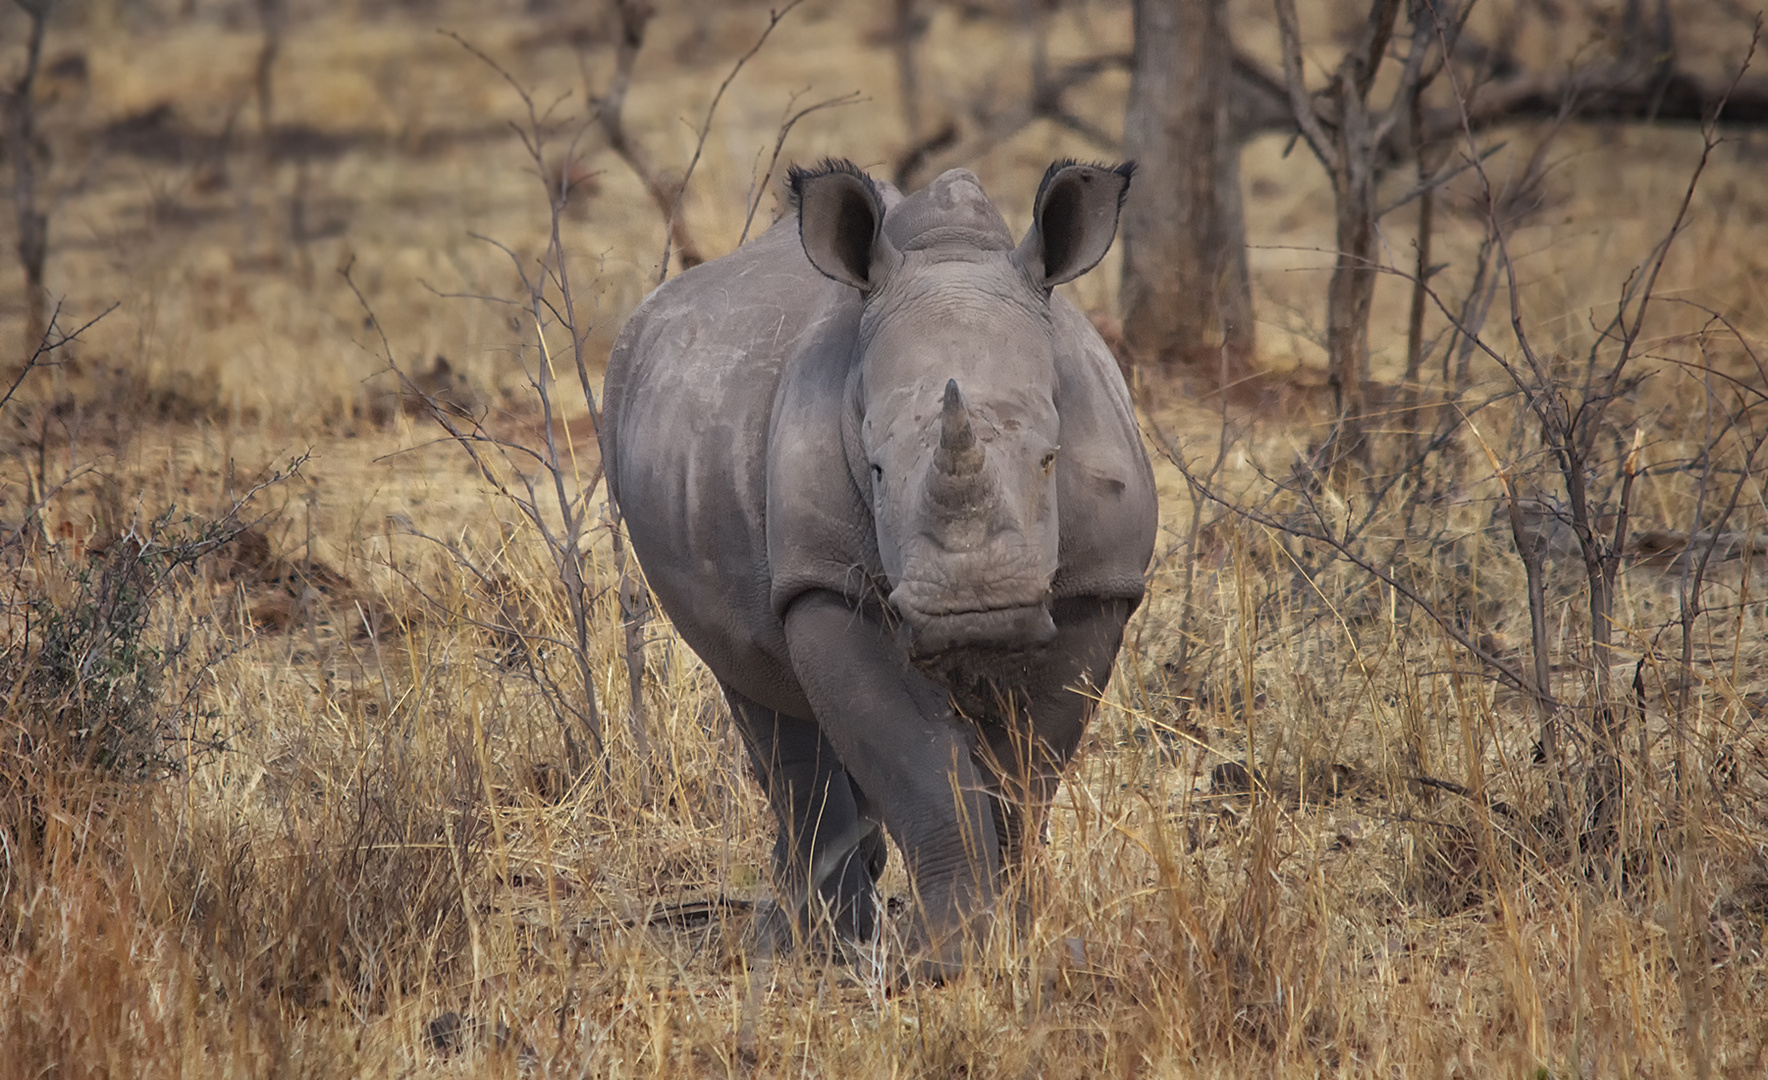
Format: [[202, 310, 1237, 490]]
[[890, 569, 1058, 655], [893, 599, 1058, 656]]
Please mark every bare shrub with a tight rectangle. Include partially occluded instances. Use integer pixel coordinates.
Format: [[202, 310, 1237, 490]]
[[1168, 16, 1767, 898]]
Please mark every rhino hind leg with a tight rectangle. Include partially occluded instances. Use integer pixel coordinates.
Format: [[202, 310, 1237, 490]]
[[723, 687, 884, 950]]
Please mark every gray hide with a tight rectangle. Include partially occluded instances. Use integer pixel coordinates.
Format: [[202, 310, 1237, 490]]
[[601, 160, 1157, 976]]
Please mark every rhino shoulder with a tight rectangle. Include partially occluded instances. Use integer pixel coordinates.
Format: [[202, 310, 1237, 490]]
[[1050, 295, 1158, 602], [763, 307, 876, 620]]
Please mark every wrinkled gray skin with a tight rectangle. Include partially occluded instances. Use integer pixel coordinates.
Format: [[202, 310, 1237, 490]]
[[601, 161, 1157, 976]]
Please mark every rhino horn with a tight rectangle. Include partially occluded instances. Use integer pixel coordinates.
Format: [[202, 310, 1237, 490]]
[[936, 380, 984, 477], [940, 380, 975, 454], [928, 380, 993, 514]]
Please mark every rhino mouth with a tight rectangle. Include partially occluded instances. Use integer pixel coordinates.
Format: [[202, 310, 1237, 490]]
[[891, 598, 1058, 656]]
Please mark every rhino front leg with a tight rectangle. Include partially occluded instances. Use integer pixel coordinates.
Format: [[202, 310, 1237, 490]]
[[976, 596, 1135, 870], [782, 590, 1003, 977], [723, 687, 886, 951]]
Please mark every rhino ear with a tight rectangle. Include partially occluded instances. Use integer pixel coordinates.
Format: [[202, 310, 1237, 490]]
[[791, 159, 888, 291], [1017, 160, 1134, 288]]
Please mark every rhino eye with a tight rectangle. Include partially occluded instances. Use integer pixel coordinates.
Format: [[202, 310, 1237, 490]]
[[870, 463, 884, 484], [1039, 449, 1058, 475]]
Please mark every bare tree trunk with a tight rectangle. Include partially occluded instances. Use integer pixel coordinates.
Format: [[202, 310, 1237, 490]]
[[893, 0, 924, 143], [1321, 0, 1399, 457], [1273, 0, 1435, 466], [1324, 111, 1380, 441], [1119, 0, 1255, 382], [254, 0, 287, 136], [6, 0, 52, 357], [1400, 89, 1435, 464]]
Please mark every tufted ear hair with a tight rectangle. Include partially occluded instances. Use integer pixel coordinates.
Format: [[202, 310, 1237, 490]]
[[790, 159, 890, 291], [1015, 160, 1135, 288]]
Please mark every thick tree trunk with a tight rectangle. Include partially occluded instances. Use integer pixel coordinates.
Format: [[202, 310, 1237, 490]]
[[1118, 0, 1255, 382]]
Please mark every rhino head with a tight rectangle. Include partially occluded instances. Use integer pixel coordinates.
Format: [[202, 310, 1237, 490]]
[[790, 160, 1133, 656]]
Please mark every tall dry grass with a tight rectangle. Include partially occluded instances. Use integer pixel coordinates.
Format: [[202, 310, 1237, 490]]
[[1, 1, 1765, 1076]]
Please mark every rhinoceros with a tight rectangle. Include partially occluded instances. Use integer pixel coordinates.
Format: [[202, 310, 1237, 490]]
[[600, 159, 1157, 974]]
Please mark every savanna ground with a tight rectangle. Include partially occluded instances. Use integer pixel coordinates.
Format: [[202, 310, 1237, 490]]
[[3, 0, 1767, 1075]]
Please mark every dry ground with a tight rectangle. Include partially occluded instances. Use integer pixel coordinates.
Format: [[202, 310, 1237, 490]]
[[3, 1, 1767, 1076]]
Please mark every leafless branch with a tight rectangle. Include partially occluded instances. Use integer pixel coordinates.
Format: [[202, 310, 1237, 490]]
[[656, 0, 806, 284], [1164, 442, 1538, 703], [585, 1, 704, 275], [895, 12, 1134, 190], [1419, 4, 1762, 852], [344, 248, 610, 781], [1271, 0, 1340, 172], [1, 301, 113, 415], [740, 89, 865, 247]]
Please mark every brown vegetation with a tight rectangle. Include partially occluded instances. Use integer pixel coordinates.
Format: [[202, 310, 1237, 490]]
[[1, 1, 1766, 1076]]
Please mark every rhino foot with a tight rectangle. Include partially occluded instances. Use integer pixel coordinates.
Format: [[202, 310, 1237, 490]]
[[739, 897, 882, 968]]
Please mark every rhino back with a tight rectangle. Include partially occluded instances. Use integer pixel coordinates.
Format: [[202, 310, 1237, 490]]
[[601, 218, 859, 715]]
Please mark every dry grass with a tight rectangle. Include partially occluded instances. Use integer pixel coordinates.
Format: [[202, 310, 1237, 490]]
[[2, 0, 1766, 1076]]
